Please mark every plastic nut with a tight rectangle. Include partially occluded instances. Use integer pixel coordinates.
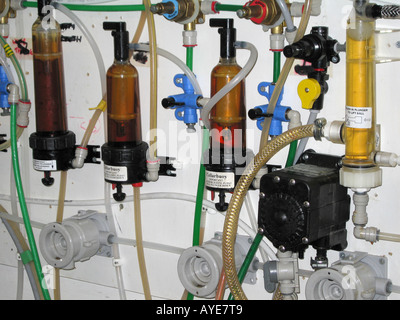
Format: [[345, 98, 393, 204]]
[[297, 78, 321, 110]]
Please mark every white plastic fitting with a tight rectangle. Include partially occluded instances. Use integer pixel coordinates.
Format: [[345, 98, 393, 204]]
[[270, 33, 285, 51], [286, 109, 302, 130], [252, 165, 270, 189], [16, 100, 31, 128], [322, 120, 344, 144], [352, 192, 369, 227], [290, 0, 322, 17], [71, 147, 88, 169], [200, 0, 219, 15], [146, 157, 160, 182], [0, 24, 9, 38], [275, 251, 300, 297], [10, 0, 25, 11], [7, 83, 19, 104], [353, 226, 379, 243], [285, 27, 298, 45], [374, 151, 400, 167], [182, 30, 197, 47]]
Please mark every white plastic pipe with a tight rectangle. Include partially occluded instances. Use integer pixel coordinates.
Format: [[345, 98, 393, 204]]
[[130, 43, 202, 95], [52, 2, 106, 96], [0, 192, 277, 261]]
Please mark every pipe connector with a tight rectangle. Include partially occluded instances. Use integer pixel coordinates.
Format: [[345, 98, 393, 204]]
[[285, 27, 298, 45], [374, 151, 400, 167], [16, 99, 31, 128], [200, 0, 218, 15], [290, 0, 322, 17], [10, 0, 25, 11], [352, 191, 369, 227], [353, 226, 379, 243], [71, 147, 88, 169], [286, 109, 301, 130], [146, 158, 160, 182], [182, 30, 197, 47], [7, 83, 19, 104], [313, 118, 345, 144]]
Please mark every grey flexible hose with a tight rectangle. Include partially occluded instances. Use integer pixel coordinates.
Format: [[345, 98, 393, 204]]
[[1, 218, 41, 300]]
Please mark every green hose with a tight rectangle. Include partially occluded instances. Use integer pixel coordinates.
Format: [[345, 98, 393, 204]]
[[273, 51, 281, 84], [22, 1, 145, 11], [10, 103, 51, 300], [186, 47, 194, 72], [227, 230, 263, 300], [0, 36, 28, 100], [215, 3, 243, 12], [285, 141, 298, 167]]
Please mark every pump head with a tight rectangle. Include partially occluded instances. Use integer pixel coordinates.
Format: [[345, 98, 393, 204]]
[[210, 18, 236, 59], [103, 21, 130, 61]]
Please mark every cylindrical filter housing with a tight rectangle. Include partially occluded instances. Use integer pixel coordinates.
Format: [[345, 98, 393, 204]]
[[29, 3, 76, 180]]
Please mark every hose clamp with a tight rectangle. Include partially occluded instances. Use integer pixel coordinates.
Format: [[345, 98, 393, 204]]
[[313, 118, 327, 141]]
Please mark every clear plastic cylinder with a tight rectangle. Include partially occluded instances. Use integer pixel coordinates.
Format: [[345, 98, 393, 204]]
[[210, 57, 246, 152], [32, 17, 67, 135], [106, 60, 142, 146], [343, 14, 376, 168]]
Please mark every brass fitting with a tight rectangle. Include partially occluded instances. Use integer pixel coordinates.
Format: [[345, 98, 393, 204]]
[[151, 0, 201, 24], [237, 0, 281, 26], [0, 0, 15, 25]]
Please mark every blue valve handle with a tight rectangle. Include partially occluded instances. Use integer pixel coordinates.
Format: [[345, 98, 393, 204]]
[[164, 74, 202, 129], [0, 66, 10, 115], [253, 82, 291, 135]]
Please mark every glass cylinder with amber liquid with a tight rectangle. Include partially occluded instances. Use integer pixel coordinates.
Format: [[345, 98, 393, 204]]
[[101, 22, 148, 201], [343, 14, 376, 168]]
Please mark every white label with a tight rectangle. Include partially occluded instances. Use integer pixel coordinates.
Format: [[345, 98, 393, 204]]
[[33, 159, 57, 171], [104, 165, 128, 182], [205, 171, 235, 189], [345, 106, 372, 129]]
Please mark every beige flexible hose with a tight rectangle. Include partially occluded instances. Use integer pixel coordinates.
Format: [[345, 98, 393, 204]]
[[144, 0, 158, 160], [259, 0, 313, 150], [222, 124, 315, 300], [134, 186, 152, 300], [54, 170, 67, 300]]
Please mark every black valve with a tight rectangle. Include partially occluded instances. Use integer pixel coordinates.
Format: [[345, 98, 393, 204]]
[[283, 26, 342, 111], [283, 26, 340, 67]]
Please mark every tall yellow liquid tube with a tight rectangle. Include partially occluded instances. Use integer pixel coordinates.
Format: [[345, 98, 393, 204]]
[[343, 14, 376, 168]]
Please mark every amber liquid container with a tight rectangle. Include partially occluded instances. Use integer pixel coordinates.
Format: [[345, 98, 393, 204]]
[[32, 17, 67, 136], [106, 60, 142, 147], [210, 57, 246, 152], [343, 15, 376, 168]]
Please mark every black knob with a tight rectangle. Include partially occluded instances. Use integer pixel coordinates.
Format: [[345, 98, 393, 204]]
[[162, 97, 176, 109], [248, 108, 264, 120]]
